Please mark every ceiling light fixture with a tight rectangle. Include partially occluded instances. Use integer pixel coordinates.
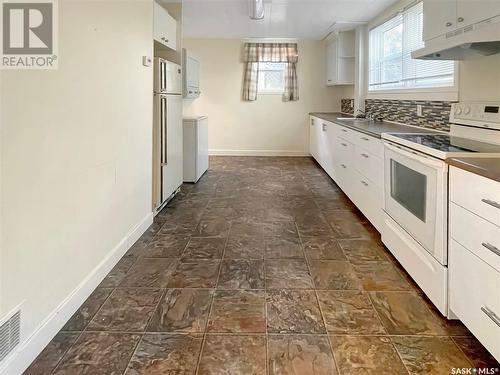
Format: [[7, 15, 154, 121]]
[[249, 0, 264, 20]]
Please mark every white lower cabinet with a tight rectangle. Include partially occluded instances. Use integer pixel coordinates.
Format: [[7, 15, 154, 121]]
[[449, 166, 500, 362], [352, 170, 382, 231], [309, 115, 383, 231], [354, 146, 382, 192], [309, 117, 319, 160], [450, 240, 500, 361]]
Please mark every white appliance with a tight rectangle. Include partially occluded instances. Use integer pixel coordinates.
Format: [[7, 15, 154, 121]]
[[381, 102, 500, 316], [413, 14, 500, 60], [153, 58, 183, 212], [183, 116, 209, 183]]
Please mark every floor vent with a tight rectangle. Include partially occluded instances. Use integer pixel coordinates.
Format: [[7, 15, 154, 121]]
[[0, 310, 21, 362]]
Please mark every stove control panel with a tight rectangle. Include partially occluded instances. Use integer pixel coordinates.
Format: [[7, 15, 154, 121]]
[[450, 102, 500, 130]]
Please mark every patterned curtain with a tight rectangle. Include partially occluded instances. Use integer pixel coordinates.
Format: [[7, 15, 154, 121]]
[[242, 43, 299, 102], [283, 62, 298, 102], [242, 62, 259, 101]]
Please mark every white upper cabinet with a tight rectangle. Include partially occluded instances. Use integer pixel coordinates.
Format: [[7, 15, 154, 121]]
[[326, 41, 337, 85], [183, 50, 201, 98], [325, 30, 355, 86], [154, 2, 177, 50], [456, 0, 500, 29], [186, 57, 199, 89], [423, 0, 457, 41], [423, 0, 500, 41]]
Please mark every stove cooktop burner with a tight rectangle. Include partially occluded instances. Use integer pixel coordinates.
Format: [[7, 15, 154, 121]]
[[388, 133, 500, 154]]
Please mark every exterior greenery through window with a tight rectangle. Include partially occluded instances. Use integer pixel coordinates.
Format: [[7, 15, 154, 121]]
[[368, 1, 454, 91]]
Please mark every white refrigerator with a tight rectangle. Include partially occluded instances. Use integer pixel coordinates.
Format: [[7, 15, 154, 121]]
[[153, 58, 183, 212]]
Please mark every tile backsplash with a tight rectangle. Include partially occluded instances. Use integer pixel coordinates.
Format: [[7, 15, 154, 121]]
[[341, 98, 354, 115], [365, 99, 454, 132]]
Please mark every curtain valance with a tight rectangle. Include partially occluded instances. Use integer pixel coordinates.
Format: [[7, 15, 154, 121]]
[[243, 43, 298, 63]]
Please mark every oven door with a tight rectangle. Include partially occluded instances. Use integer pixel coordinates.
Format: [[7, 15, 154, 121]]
[[383, 142, 447, 264]]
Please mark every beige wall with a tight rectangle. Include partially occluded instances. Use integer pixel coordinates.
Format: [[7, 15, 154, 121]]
[[0, 0, 153, 370], [182, 39, 343, 155]]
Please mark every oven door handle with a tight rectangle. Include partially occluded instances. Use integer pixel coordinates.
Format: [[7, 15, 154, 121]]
[[384, 142, 444, 169]]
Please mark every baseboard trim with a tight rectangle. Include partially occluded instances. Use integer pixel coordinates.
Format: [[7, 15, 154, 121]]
[[0, 212, 154, 375], [209, 149, 309, 157]]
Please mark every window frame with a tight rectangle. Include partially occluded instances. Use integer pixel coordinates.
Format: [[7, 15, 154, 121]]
[[365, 1, 458, 101], [257, 62, 287, 95]]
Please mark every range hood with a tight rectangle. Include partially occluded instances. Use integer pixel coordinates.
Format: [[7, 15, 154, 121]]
[[412, 15, 500, 60]]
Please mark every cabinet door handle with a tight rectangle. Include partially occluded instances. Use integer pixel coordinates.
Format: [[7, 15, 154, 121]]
[[481, 198, 500, 210], [361, 153, 369, 158], [361, 137, 370, 141], [322, 123, 327, 131], [361, 180, 368, 186], [457, 17, 464, 23], [481, 306, 500, 328], [482, 242, 500, 257], [341, 143, 348, 147], [445, 22, 453, 27], [341, 128, 348, 132], [311, 120, 315, 126]]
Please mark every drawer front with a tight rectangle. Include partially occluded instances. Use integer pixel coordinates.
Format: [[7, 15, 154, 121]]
[[352, 170, 382, 231], [352, 133, 383, 158], [450, 167, 500, 226], [354, 146, 382, 188], [450, 240, 500, 361], [333, 136, 354, 166], [450, 203, 500, 272], [337, 125, 353, 141], [334, 158, 354, 199]]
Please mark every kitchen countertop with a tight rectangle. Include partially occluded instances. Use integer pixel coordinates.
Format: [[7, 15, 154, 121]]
[[309, 112, 439, 139], [446, 157, 500, 182]]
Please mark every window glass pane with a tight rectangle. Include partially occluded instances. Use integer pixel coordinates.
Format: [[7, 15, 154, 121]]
[[258, 62, 285, 92], [382, 23, 403, 84], [369, 1, 454, 91], [390, 160, 427, 222]]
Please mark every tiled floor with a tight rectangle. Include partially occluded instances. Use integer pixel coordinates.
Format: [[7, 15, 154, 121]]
[[26, 157, 499, 374]]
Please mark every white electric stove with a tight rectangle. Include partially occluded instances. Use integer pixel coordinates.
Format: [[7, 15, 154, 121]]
[[380, 101, 500, 317], [383, 102, 500, 159]]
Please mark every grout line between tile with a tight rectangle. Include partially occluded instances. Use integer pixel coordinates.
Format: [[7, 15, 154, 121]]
[[264, 228, 269, 375], [120, 332, 145, 375], [450, 336, 476, 368], [49, 331, 85, 375], [193, 221, 232, 374], [295, 220, 341, 375]]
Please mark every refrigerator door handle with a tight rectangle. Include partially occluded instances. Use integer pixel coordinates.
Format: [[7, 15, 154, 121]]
[[163, 61, 167, 92], [159, 61, 165, 92], [160, 96, 167, 165]]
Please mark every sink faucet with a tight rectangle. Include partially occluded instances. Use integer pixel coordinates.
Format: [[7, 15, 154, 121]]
[[372, 113, 384, 122], [355, 109, 366, 119]]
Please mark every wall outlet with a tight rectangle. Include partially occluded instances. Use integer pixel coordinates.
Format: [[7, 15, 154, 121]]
[[416, 104, 423, 117], [142, 56, 152, 67]]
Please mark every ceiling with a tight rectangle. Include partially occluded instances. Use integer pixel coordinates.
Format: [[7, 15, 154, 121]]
[[166, 0, 399, 40]]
